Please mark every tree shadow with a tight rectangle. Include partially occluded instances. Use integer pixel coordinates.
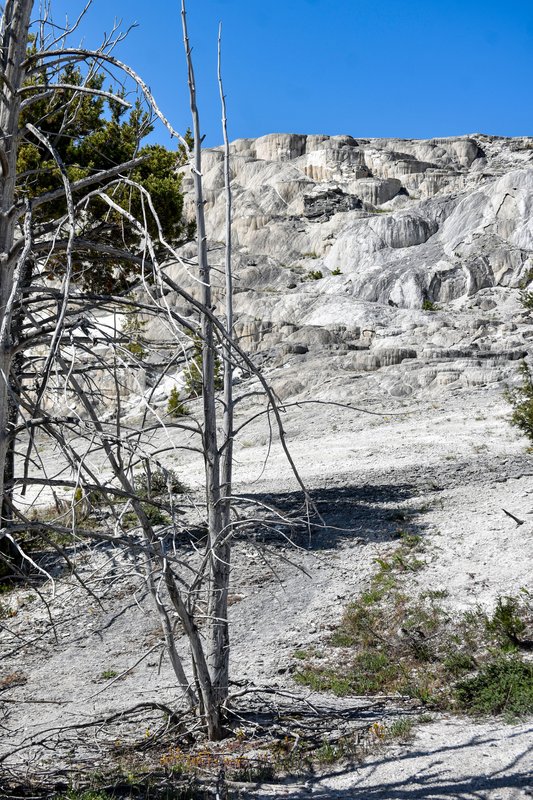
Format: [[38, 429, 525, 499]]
[[237, 481, 431, 550], [241, 719, 533, 799]]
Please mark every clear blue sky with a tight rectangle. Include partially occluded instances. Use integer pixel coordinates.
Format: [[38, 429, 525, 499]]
[[43, 0, 533, 147]]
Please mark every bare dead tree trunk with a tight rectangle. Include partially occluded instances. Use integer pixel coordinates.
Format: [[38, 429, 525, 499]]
[[181, 0, 226, 739], [217, 19, 233, 707], [0, 0, 34, 569]]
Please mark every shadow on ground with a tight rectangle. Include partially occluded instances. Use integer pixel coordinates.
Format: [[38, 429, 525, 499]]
[[236, 481, 431, 549], [243, 723, 533, 799]]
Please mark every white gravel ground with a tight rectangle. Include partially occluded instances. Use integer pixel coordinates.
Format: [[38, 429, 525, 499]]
[[1, 380, 532, 797]]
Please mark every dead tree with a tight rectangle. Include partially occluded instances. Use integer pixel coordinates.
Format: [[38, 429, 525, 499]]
[[0, 0, 313, 744], [0, 0, 34, 568]]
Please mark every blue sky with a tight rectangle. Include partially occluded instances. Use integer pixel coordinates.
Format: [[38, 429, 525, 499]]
[[43, 0, 532, 147]]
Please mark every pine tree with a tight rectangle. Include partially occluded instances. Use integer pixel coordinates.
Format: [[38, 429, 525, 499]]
[[18, 57, 194, 292]]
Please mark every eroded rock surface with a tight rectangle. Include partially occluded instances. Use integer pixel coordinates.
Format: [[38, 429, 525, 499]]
[[169, 133, 533, 400]]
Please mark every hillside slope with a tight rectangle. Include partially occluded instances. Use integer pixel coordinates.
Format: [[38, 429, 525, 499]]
[[1, 134, 532, 798]]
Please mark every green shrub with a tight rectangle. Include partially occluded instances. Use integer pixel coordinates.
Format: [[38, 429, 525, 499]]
[[122, 504, 170, 529], [422, 299, 438, 311], [0, 599, 14, 619], [167, 386, 190, 417], [134, 467, 186, 498], [506, 361, 533, 442], [305, 270, 323, 281], [331, 267, 343, 276], [122, 311, 147, 359], [385, 717, 415, 740], [456, 657, 533, 717], [183, 334, 223, 397], [486, 596, 528, 650], [518, 267, 533, 290], [442, 652, 476, 677]]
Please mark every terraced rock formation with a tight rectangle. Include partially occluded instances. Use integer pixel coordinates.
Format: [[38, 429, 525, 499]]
[[167, 133, 533, 400]]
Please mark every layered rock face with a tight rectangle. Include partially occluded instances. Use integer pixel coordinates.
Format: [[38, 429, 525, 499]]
[[173, 133, 533, 398]]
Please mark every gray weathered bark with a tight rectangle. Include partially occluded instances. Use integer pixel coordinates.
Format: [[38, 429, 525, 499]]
[[181, 0, 226, 740], [217, 19, 233, 709], [0, 0, 34, 568]]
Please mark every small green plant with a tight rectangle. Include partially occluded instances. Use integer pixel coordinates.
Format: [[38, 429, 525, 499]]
[[398, 530, 422, 547], [123, 310, 147, 359], [183, 334, 223, 397], [314, 739, 339, 764], [122, 504, 170, 529], [422, 588, 449, 600], [518, 266, 533, 290], [486, 596, 530, 650], [456, 657, 533, 717], [331, 267, 343, 275], [521, 290, 533, 308], [134, 467, 186, 498], [0, 599, 14, 619], [72, 485, 96, 522], [99, 669, 118, 680], [167, 386, 190, 417], [385, 717, 415, 740], [422, 299, 438, 311], [305, 270, 323, 281], [506, 361, 533, 443]]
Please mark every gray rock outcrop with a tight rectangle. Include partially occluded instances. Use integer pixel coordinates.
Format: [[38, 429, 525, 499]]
[[171, 133, 533, 399]]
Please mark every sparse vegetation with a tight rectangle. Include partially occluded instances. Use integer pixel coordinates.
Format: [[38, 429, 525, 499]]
[[182, 334, 223, 397], [506, 360, 533, 442], [167, 386, 190, 417], [0, 598, 14, 619], [422, 299, 438, 311], [294, 532, 533, 718], [331, 267, 343, 275], [64, 792, 114, 800], [384, 717, 416, 740], [518, 266, 533, 290], [122, 311, 147, 360], [99, 669, 118, 680], [133, 467, 187, 499], [456, 658, 533, 717], [122, 504, 170, 529], [57, 779, 206, 800], [305, 270, 324, 281]]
